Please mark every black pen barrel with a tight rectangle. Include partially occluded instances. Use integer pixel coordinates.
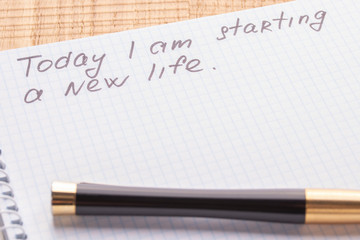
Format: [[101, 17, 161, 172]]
[[73, 183, 306, 223]]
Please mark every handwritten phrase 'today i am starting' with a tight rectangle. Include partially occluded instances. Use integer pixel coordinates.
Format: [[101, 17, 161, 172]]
[[17, 10, 326, 104]]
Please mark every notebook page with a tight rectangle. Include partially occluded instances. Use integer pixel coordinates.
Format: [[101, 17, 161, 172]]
[[1, 0, 360, 239]]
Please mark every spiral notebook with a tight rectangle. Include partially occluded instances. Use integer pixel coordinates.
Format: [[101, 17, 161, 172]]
[[1, 0, 360, 239]]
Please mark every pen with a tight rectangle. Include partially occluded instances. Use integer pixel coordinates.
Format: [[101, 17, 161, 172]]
[[51, 181, 360, 224]]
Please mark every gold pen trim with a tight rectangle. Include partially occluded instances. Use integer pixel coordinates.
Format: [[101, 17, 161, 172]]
[[305, 189, 360, 223], [52, 181, 77, 215]]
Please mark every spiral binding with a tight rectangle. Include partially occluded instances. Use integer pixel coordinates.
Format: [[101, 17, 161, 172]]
[[0, 150, 27, 240]]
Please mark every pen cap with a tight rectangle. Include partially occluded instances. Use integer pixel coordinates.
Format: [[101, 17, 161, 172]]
[[305, 189, 360, 223]]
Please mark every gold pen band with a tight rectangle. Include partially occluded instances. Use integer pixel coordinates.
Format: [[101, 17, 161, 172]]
[[305, 189, 360, 223], [52, 181, 76, 215]]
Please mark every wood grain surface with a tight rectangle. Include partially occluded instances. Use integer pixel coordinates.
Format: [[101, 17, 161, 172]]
[[0, 0, 290, 51]]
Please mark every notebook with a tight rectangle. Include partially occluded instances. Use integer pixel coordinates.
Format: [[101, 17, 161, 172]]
[[1, 0, 360, 239]]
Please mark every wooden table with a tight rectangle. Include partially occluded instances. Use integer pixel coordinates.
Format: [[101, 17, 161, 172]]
[[0, 0, 289, 51]]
